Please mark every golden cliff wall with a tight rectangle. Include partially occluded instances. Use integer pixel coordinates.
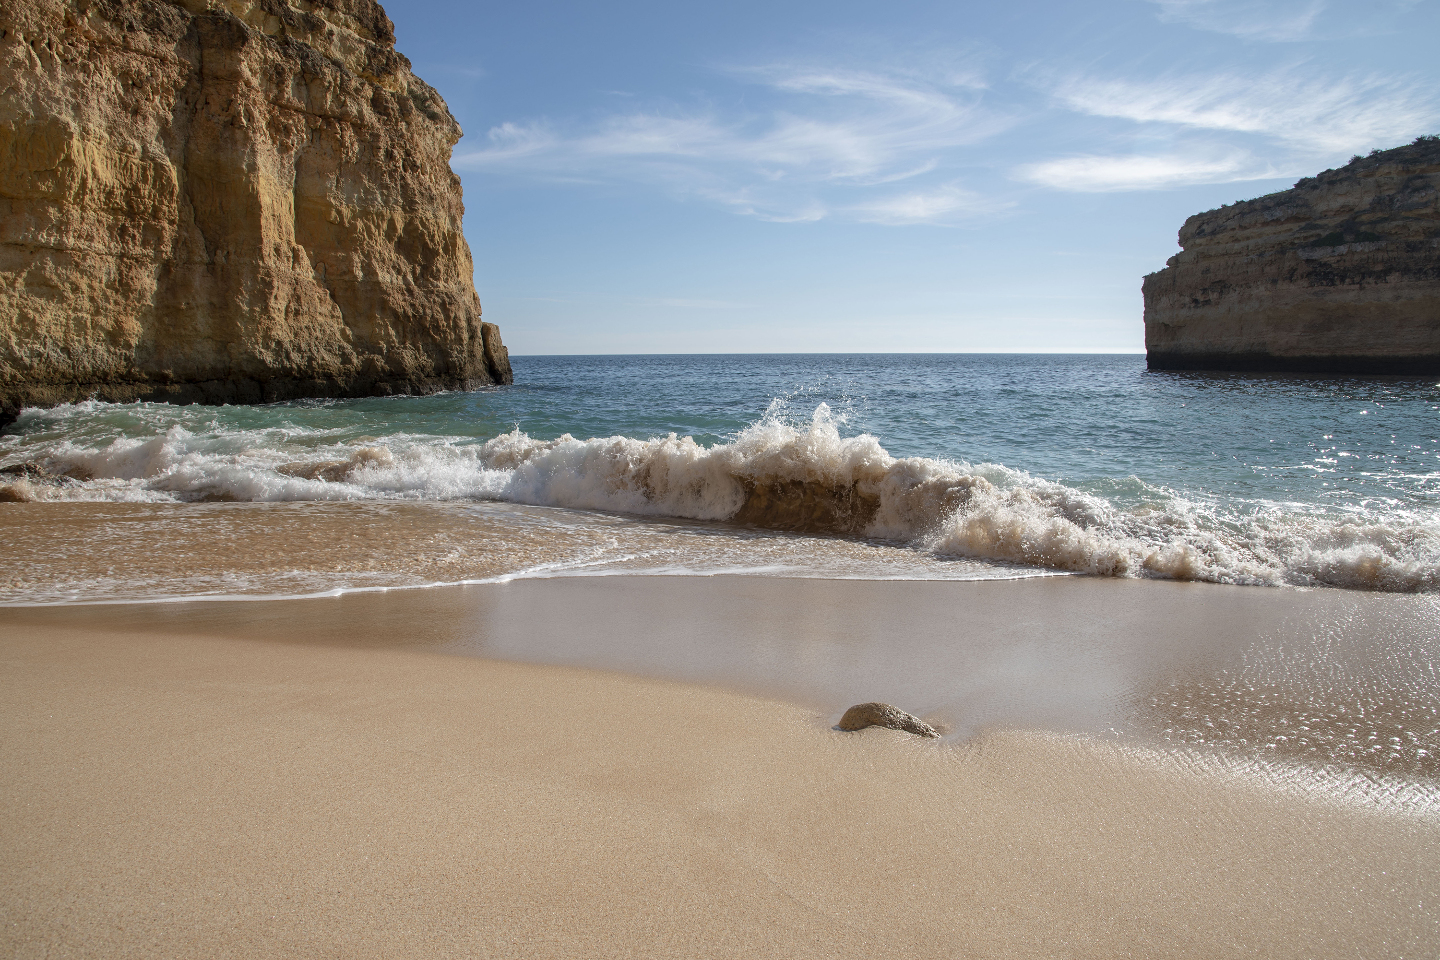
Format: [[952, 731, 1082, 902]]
[[0, 0, 511, 426], [1143, 139, 1440, 373]]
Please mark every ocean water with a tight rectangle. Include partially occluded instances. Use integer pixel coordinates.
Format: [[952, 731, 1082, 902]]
[[2, 353, 1439, 600]]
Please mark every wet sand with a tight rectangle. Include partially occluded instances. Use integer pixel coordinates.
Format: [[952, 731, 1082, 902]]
[[0, 500, 1012, 603], [3, 577, 1439, 957], [8, 574, 1436, 781]]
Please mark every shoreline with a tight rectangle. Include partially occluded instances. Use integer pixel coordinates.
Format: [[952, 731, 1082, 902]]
[[4, 575, 1438, 764], [3, 585, 1438, 957], [0, 499, 1030, 605], [5, 573, 1439, 786], [0, 565, 1072, 610], [2, 496, 1436, 609]]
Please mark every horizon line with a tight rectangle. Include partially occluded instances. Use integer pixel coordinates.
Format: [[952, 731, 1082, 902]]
[[507, 349, 1149, 357]]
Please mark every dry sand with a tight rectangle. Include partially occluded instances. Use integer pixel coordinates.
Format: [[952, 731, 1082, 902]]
[[3, 579, 1439, 958]]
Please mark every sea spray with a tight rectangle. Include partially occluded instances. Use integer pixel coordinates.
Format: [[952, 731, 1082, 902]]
[[3, 397, 1437, 592]]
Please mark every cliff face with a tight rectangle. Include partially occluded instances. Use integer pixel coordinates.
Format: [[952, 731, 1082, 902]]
[[0, 0, 511, 426], [1143, 140, 1440, 373]]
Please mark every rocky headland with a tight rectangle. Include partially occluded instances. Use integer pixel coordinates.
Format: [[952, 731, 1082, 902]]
[[0, 0, 510, 428], [1143, 138, 1440, 373]]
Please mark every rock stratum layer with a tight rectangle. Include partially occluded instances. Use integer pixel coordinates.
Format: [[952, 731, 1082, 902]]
[[0, 0, 511, 427], [1143, 140, 1440, 373]]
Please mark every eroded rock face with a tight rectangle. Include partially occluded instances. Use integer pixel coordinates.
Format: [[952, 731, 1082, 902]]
[[1143, 139, 1440, 373], [0, 0, 511, 427]]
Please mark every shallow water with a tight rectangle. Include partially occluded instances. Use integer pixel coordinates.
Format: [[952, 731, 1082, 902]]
[[6, 575, 1435, 809], [2, 354, 1438, 596], [0, 500, 1030, 604]]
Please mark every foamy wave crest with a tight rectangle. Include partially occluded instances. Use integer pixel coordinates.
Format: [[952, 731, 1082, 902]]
[[4, 401, 1438, 591]]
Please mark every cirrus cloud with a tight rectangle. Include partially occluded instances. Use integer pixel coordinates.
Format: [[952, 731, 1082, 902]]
[[1019, 63, 1440, 191], [1143, 0, 1327, 41], [848, 183, 1011, 224], [1051, 68, 1439, 152], [1017, 152, 1267, 192], [453, 62, 1013, 224]]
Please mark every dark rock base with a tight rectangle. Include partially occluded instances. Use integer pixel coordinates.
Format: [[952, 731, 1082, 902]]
[[0, 375, 502, 430], [1146, 352, 1440, 375]]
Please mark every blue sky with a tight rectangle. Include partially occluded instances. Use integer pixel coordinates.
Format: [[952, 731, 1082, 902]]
[[385, 0, 1440, 355]]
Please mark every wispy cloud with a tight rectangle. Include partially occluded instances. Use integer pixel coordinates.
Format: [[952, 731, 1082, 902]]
[[459, 42, 1440, 207], [1144, 0, 1327, 41], [848, 183, 1010, 224], [453, 61, 1010, 224], [1017, 152, 1266, 191], [1051, 68, 1439, 152], [472, 121, 560, 164], [1021, 63, 1440, 191]]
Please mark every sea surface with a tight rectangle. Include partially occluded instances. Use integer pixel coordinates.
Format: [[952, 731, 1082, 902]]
[[2, 353, 1438, 601]]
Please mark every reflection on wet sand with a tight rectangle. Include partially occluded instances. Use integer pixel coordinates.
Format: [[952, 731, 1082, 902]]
[[4, 574, 1436, 805]]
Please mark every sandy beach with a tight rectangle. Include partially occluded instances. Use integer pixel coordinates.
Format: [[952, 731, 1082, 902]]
[[3, 0, 1437, 952], [3, 576, 1438, 958]]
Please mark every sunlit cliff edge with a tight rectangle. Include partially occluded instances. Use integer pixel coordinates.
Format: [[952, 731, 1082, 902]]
[[1143, 139, 1440, 374], [0, 0, 511, 428]]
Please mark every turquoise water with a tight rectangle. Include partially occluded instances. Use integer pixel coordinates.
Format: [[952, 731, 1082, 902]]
[[3, 354, 1439, 591], [501, 355, 1440, 512]]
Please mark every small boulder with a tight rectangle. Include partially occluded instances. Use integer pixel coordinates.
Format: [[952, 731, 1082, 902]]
[[837, 702, 939, 738]]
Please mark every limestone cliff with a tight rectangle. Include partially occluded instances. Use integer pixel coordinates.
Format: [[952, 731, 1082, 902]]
[[1143, 139, 1440, 373], [0, 0, 511, 427]]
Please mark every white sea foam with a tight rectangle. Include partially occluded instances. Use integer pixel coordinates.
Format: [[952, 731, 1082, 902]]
[[3, 400, 1437, 591]]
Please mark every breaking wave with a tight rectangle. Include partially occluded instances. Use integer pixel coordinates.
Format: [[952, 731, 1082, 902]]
[[3, 400, 1438, 592]]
